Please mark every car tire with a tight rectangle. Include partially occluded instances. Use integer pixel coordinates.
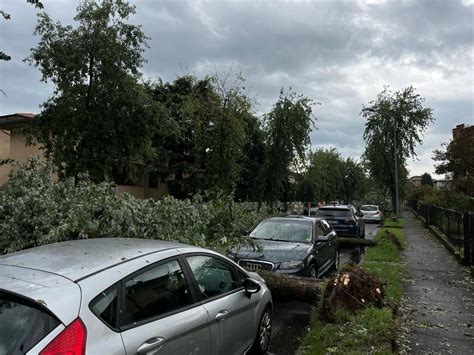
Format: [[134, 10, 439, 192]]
[[308, 263, 318, 279], [249, 306, 272, 355]]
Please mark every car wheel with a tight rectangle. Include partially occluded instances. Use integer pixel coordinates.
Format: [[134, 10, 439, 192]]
[[249, 307, 272, 354], [308, 264, 318, 279]]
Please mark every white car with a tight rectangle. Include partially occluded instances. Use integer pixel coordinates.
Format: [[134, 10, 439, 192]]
[[360, 205, 384, 223]]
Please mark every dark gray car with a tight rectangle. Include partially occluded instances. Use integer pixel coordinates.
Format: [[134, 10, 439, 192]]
[[229, 216, 338, 278], [0, 238, 272, 355]]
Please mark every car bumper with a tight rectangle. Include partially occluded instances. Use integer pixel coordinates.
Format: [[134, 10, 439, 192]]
[[332, 226, 359, 237], [363, 215, 382, 222]]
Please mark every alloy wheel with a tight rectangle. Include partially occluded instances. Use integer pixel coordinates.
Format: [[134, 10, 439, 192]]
[[259, 310, 272, 352]]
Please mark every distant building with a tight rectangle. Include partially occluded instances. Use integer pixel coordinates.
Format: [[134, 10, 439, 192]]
[[433, 179, 450, 190], [409, 176, 422, 186], [0, 113, 168, 199]]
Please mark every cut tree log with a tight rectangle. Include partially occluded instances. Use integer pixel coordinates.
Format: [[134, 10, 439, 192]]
[[336, 237, 377, 247], [251, 269, 324, 304]]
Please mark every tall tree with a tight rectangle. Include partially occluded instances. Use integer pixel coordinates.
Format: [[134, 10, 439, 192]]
[[433, 125, 474, 196], [362, 86, 434, 213], [420, 172, 433, 186], [296, 148, 366, 204], [260, 89, 316, 203], [26, 0, 172, 182], [149, 73, 253, 198]]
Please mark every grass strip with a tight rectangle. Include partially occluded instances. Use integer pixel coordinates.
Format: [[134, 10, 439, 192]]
[[300, 226, 406, 354]]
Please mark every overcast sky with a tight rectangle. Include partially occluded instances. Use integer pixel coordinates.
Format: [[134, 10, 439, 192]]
[[0, 0, 472, 178]]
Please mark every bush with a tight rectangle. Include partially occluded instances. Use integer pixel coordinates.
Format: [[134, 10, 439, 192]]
[[0, 158, 270, 254]]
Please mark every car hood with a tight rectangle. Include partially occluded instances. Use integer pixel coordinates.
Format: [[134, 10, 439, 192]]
[[234, 239, 312, 263]]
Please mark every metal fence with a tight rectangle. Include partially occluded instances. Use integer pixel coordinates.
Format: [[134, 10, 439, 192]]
[[410, 201, 474, 267]]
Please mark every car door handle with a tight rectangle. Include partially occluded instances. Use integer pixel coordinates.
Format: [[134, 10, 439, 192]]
[[215, 310, 229, 321], [137, 336, 166, 354]]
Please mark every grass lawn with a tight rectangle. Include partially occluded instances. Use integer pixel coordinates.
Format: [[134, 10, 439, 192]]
[[300, 225, 406, 354]]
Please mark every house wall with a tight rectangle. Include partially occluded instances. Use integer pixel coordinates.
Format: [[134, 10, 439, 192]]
[[0, 130, 45, 185]]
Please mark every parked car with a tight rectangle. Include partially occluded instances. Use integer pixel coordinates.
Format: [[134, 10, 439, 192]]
[[0, 238, 272, 355], [360, 204, 384, 223], [228, 216, 338, 279], [315, 205, 365, 238]]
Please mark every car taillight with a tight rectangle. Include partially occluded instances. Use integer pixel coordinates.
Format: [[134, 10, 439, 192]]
[[40, 318, 87, 355]]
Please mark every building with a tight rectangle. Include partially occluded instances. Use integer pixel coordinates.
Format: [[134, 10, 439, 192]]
[[433, 179, 450, 190], [0, 113, 168, 199], [409, 176, 422, 186]]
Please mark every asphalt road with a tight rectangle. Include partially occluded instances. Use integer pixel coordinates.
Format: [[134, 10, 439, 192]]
[[268, 222, 381, 354]]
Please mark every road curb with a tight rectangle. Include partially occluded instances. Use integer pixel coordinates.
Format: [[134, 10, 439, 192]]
[[408, 208, 473, 277]]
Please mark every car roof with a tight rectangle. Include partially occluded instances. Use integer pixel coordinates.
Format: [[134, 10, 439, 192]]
[[267, 216, 321, 224], [0, 238, 191, 282], [319, 205, 351, 210]]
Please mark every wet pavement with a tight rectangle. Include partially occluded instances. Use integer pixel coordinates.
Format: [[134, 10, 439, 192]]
[[399, 211, 474, 354]]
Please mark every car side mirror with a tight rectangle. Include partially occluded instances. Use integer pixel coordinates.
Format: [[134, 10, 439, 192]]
[[316, 235, 329, 242], [244, 278, 261, 297]]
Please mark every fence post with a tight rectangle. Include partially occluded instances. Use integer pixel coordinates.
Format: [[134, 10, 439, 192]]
[[463, 213, 473, 266]]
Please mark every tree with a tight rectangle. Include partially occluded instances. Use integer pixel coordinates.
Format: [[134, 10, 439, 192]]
[[433, 125, 474, 196], [420, 172, 433, 186], [362, 86, 434, 214], [26, 0, 172, 182], [260, 89, 316, 203], [149, 72, 253, 198], [295, 148, 367, 205]]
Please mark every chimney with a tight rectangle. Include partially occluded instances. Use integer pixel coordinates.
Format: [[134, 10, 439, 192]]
[[452, 124, 465, 139]]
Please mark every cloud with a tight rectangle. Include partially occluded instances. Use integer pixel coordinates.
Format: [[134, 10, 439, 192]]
[[0, 0, 472, 179]]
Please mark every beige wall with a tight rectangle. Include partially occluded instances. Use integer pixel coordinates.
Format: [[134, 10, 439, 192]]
[[0, 130, 11, 185], [0, 130, 44, 185]]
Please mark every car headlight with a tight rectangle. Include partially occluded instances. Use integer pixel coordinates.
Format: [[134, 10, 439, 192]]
[[279, 260, 304, 270]]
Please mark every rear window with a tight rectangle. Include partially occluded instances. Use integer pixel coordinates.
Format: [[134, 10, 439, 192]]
[[0, 291, 60, 354], [315, 209, 352, 217], [361, 205, 378, 211]]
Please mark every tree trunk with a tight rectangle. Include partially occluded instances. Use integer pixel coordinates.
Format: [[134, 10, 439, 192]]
[[336, 237, 377, 247], [252, 269, 323, 304]]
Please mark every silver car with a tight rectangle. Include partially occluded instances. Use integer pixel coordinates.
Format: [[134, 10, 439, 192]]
[[360, 205, 384, 223], [0, 238, 272, 355]]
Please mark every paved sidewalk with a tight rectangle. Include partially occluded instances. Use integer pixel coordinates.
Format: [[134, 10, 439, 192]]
[[401, 211, 474, 354]]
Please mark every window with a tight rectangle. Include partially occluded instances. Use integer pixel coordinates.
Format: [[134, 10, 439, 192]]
[[316, 209, 352, 218], [250, 220, 313, 243], [90, 286, 118, 329], [186, 255, 238, 299], [315, 222, 325, 237], [0, 291, 60, 354], [123, 259, 191, 325]]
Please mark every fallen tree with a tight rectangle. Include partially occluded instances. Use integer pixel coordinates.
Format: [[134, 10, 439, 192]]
[[251, 269, 324, 304], [336, 237, 377, 247]]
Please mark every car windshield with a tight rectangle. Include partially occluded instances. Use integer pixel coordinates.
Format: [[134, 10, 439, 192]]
[[250, 220, 313, 243], [315, 209, 352, 217], [361, 205, 378, 211]]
